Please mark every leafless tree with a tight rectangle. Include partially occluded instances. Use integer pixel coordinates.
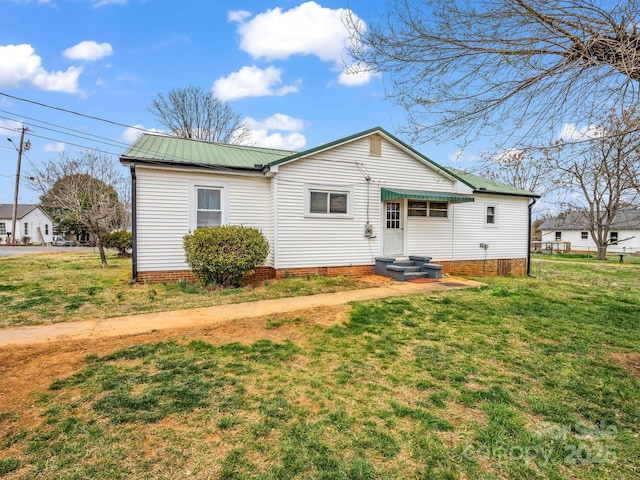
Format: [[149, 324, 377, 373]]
[[474, 148, 551, 197], [30, 151, 127, 267], [148, 85, 250, 144], [347, 0, 640, 146], [548, 110, 640, 259]]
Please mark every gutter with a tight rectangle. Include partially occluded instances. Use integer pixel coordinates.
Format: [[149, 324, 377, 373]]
[[130, 164, 138, 284], [527, 197, 537, 277]]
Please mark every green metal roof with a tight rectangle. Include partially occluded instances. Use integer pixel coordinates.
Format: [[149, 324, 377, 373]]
[[381, 188, 475, 203], [120, 134, 294, 169], [446, 168, 539, 197]]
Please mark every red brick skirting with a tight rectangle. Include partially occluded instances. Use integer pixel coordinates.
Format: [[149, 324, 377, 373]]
[[134, 259, 527, 284]]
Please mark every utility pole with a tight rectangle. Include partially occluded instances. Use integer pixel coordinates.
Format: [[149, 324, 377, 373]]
[[8, 127, 30, 245]]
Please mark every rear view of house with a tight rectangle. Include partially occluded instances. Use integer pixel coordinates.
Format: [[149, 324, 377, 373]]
[[120, 127, 538, 283]]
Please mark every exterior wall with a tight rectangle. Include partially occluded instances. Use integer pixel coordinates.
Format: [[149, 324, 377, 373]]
[[446, 194, 531, 261], [132, 136, 532, 279], [541, 229, 640, 254], [135, 166, 272, 273], [0, 208, 53, 245], [273, 136, 460, 269]]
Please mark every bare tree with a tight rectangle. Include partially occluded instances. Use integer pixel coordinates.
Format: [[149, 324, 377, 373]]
[[548, 110, 640, 259], [148, 85, 250, 144], [347, 0, 640, 146], [30, 151, 127, 267], [474, 148, 551, 197]]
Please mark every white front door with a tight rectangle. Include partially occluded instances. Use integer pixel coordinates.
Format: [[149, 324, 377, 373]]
[[383, 201, 404, 255]]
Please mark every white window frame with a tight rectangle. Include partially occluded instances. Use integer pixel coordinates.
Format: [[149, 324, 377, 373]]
[[581, 231, 588, 240], [0, 222, 5, 236], [24, 223, 29, 236], [485, 203, 498, 227], [304, 184, 354, 218], [610, 231, 619, 245], [189, 180, 229, 231]]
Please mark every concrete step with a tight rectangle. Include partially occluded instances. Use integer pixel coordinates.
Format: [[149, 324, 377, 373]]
[[386, 264, 422, 273]]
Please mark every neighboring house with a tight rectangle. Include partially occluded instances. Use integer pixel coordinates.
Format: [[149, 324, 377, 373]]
[[540, 210, 640, 254], [0, 204, 54, 245], [119, 127, 539, 283]]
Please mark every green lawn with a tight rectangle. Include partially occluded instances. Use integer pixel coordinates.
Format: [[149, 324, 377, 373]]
[[0, 257, 639, 479], [0, 252, 365, 328]]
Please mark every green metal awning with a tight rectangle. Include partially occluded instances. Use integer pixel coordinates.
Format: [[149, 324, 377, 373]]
[[381, 187, 474, 203]]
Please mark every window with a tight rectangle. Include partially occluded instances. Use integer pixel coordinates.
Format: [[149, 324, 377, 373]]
[[407, 201, 428, 217], [0, 223, 5, 236], [610, 231, 618, 245], [555, 231, 562, 241], [310, 191, 347, 214], [196, 187, 222, 228], [408, 200, 448, 218], [429, 201, 448, 218], [305, 185, 353, 217], [45, 224, 49, 235], [581, 231, 588, 240], [486, 205, 497, 225], [24, 223, 28, 236]]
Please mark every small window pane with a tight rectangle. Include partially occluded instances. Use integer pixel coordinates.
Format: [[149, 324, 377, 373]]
[[310, 191, 328, 213], [197, 211, 221, 228], [329, 193, 347, 214], [581, 232, 588, 239], [198, 189, 220, 210]]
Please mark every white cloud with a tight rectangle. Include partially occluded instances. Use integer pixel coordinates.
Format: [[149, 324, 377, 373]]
[[63, 41, 114, 61], [93, 0, 126, 7], [556, 123, 602, 141], [0, 44, 82, 93], [246, 113, 304, 132], [0, 119, 23, 136], [213, 65, 299, 100], [121, 125, 165, 144], [239, 114, 307, 150], [228, 10, 251, 22], [44, 142, 65, 153], [338, 64, 379, 87], [232, 1, 365, 65]]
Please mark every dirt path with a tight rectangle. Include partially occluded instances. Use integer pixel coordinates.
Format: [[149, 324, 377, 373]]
[[0, 277, 483, 424]]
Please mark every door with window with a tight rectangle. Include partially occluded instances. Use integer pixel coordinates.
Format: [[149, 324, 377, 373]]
[[383, 201, 404, 255]]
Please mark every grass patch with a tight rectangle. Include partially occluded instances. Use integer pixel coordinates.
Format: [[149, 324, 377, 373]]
[[0, 252, 366, 328], [1, 258, 639, 478]]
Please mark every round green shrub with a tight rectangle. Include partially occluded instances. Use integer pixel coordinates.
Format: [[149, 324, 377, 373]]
[[183, 225, 269, 287], [102, 230, 133, 256]]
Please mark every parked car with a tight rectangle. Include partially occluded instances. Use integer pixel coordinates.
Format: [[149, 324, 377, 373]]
[[51, 235, 74, 247]]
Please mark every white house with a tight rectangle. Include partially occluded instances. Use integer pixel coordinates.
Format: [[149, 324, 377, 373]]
[[0, 204, 54, 245], [119, 127, 539, 283], [540, 210, 640, 254]]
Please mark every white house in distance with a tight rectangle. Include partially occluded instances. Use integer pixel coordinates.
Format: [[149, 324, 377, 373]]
[[119, 127, 539, 283], [0, 204, 54, 245], [540, 210, 640, 254]]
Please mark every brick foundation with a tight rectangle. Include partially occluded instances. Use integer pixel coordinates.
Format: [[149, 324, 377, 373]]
[[134, 258, 527, 284], [274, 264, 375, 279], [435, 258, 527, 277]]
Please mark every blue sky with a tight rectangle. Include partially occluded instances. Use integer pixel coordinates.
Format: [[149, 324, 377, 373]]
[[1, 0, 485, 205]]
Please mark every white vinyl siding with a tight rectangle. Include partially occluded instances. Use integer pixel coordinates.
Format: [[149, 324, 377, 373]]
[[274, 136, 458, 269], [135, 167, 272, 272]]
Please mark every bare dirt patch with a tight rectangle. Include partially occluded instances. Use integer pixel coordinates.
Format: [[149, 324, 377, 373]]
[[0, 304, 349, 428], [612, 353, 640, 379]]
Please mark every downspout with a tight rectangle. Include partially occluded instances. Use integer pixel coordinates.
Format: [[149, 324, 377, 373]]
[[527, 197, 537, 277], [130, 164, 138, 284]]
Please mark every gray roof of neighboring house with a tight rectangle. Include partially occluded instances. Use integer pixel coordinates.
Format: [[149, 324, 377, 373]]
[[0, 204, 42, 220], [540, 210, 640, 230]]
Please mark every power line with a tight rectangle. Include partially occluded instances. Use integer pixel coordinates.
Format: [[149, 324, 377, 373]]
[[0, 91, 152, 134]]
